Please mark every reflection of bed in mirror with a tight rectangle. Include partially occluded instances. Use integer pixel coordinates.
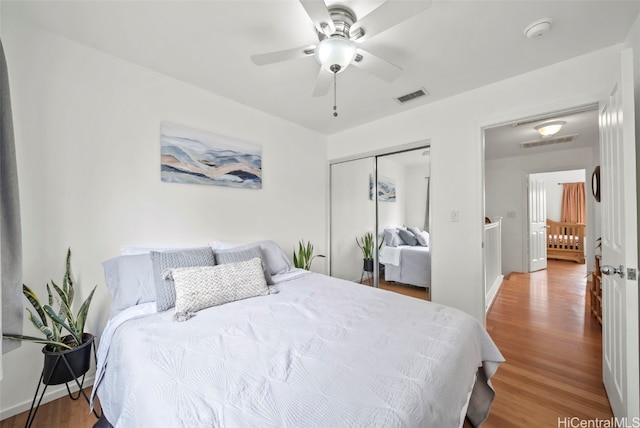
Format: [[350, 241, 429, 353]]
[[379, 228, 431, 289]]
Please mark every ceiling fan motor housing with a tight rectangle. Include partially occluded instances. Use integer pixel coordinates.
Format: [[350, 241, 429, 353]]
[[315, 8, 359, 73]]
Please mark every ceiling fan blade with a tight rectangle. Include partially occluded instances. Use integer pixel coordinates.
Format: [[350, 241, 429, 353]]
[[299, 0, 335, 37], [251, 44, 316, 66], [312, 68, 333, 97], [353, 48, 402, 82], [350, 0, 432, 42]]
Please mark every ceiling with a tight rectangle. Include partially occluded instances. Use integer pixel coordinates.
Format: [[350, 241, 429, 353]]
[[484, 107, 600, 161], [3, 1, 639, 138]]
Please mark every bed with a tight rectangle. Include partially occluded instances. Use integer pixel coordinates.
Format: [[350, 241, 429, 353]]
[[379, 227, 431, 288], [546, 219, 586, 264], [91, 240, 503, 428], [380, 245, 431, 288]]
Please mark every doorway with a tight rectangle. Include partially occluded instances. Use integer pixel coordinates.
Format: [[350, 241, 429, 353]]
[[483, 106, 599, 277]]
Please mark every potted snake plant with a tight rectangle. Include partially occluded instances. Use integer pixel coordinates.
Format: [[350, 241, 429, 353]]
[[293, 239, 325, 271], [356, 232, 385, 272], [3, 248, 97, 385]]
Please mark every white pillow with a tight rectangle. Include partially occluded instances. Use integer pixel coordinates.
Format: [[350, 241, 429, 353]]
[[169, 258, 271, 321], [121, 246, 184, 255], [416, 231, 430, 247]]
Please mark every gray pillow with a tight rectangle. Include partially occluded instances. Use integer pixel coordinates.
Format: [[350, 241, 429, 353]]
[[151, 247, 215, 312], [215, 246, 274, 285], [398, 229, 418, 246], [220, 240, 292, 275], [408, 226, 422, 236], [103, 253, 156, 319], [383, 229, 403, 247]]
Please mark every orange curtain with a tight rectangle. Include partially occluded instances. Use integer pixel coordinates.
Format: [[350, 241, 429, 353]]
[[561, 182, 586, 223]]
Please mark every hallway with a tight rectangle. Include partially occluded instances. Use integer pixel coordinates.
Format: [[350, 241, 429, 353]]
[[484, 260, 612, 427]]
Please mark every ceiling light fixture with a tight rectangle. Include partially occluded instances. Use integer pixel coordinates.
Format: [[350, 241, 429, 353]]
[[535, 120, 566, 137], [315, 36, 357, 117], [523, 18, 553, 39], [315, 37, 357, 74]]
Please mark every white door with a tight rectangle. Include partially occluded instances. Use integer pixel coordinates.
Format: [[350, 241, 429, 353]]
[[528, 174, 547, 272], [599, 48, 639, 419]]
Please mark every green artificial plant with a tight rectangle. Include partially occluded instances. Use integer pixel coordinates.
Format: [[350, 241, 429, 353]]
[[293, 240, 325, 270], [2, 248, 97, 352], [356, 232, 384, 260]]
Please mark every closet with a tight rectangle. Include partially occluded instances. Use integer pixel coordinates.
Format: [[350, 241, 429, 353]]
[[329, 146, 431, 299]]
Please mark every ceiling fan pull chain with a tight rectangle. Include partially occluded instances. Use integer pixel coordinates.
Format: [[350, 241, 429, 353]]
[[333, 71, 338, 117]]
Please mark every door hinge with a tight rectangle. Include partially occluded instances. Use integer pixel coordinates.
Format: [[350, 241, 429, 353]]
[[628, 268, 637, 281]]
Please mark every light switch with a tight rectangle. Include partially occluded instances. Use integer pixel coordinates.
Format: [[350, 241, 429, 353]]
[[450, 210, 459, 222]]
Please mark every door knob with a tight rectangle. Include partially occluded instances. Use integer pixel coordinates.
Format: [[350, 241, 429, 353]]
[[601, 264, 624, 278]]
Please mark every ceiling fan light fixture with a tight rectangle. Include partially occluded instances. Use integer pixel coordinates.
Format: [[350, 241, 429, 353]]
[[315, 37, 357, 73], [535, 120, 566, 137]]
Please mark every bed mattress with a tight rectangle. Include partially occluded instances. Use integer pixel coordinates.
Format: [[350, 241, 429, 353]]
[[92, 271, 503, 427]]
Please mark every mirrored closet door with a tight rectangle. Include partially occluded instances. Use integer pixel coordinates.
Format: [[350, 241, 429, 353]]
[[330, 146, 431, 300], [330, 158, 376, 284]]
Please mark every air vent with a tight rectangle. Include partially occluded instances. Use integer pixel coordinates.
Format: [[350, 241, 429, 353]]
[[395, 88, 429, 104], [520, 134, 578, 149]]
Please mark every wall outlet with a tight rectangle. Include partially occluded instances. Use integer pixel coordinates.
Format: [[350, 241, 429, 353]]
[[450, 210, 459, 222], [507, 211, 516, 218]]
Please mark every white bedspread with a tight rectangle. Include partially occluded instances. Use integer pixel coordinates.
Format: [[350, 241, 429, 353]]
[[93, 272, 503, 428], [379, 246, 402, 266]]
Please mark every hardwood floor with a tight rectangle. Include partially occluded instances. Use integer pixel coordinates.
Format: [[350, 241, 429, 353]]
[[0, 388, 100, 428], [2, 260, 609, 427], [484, 259, 612, 427], [361, 277, 431, 300]]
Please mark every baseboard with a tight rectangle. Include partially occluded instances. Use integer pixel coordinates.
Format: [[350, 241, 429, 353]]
[[485, 274, 504, 313], [0, 374, 95, 421]]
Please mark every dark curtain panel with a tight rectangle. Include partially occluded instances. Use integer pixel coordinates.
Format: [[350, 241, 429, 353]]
[[0, 38, 23, 354]]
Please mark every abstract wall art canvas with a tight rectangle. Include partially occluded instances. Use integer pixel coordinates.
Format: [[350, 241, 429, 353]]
[[369, 174, 396, 202], [160, 122, 262, 189]]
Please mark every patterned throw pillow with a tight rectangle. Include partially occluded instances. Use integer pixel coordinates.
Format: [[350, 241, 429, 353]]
[[169, 258, 270, 321], [151, 247, 215, 312]]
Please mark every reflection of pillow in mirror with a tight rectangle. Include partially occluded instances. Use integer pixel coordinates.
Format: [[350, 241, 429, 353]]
[[398, 229, 418, 246], [416, 231, 430, 247], [408, 226, 422, 236], [383, 229, 403, 247]]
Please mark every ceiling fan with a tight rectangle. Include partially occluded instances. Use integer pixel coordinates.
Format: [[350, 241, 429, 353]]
[[250, 0, 432, 99]]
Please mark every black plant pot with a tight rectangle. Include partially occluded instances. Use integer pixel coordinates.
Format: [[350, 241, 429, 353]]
[[42, 333, 94, 385], [363, 259, 374, 272]]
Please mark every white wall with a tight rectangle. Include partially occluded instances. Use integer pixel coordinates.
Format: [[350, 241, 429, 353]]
[[0, 19, 327, 418], [486, 157, 592, 275], [329, 158, 376, 282], [404, 164, 430, 229], [377, 156, 405, 230], [328, 46, 623, 322]]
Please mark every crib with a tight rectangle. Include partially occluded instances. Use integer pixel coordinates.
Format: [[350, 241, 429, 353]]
[[546, 219, 586, 264]]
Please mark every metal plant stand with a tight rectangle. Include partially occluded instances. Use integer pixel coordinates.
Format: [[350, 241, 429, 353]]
[[25, 340, 101, 428]]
